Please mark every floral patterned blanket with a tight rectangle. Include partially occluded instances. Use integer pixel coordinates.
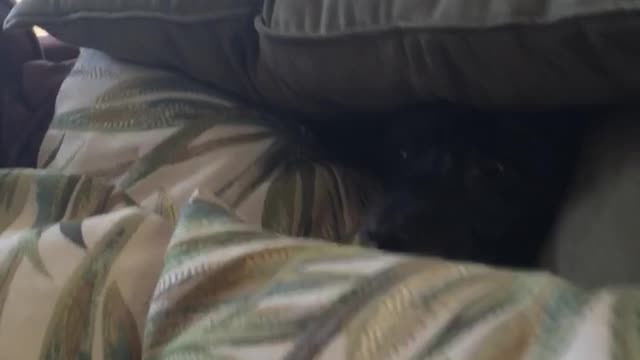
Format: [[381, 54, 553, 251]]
[[0, 49, 638, 359]]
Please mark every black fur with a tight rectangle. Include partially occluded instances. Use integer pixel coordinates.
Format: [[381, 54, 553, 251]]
[[305, 103, 596, 268]]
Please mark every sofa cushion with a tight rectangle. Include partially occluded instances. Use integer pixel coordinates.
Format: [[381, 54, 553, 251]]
[[6, 0, 640, 112], [545, 113, 640, 288], [257, 0, 640, 110], [4, 0, 265, 102]]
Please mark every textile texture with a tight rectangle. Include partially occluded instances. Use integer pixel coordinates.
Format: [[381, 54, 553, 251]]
[[7, 0, 640, 111], [0, 49, 639, 359], [2, 170, 640, 359]]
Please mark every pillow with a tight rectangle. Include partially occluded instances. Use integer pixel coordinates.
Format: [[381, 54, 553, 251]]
[[7, 0, 640, 112], [257, 0, 640, 110], [3, 0, 265, 102]]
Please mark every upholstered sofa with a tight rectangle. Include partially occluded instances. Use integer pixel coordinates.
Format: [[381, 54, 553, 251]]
[[3, 0, 640, 358]]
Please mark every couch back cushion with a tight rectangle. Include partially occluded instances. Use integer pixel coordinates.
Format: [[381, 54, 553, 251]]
[[4, 0, 265, 102], [6, 0, 640, 111], [258, 0, 640, 110]]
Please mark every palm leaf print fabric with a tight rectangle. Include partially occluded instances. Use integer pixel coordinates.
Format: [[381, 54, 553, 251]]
[[41, 49, 378, 242], [0, 49, 639, 359]]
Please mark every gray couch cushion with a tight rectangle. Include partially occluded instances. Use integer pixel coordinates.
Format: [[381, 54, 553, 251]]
[[6, 0, 640, 111], [545, 115, 640, 288], [258, 0, 640, 110], [4, 0, 265, 102]]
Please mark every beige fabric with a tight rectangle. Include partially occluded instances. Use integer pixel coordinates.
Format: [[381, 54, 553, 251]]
[[40, 48, 379, 242], [0, 170, 169, 359], [1, 48, 640, 360], [3, 169, 640, 359], [0, 48, 377, 359]]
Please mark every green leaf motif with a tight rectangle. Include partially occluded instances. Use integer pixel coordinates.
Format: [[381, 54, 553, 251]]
[[200, 308, 312, 346], [48, 138, 86, 173], [0, 228, 48, 323], [145, 343, 238, 360], [611, 290, 640, 360], [161, 230, 277, 277], [146, 245, 308, 351], [102, 282, 142, 360], [52, 97, 264, 133], [262, 161, 379, 242], [0, 171, 32, 232], [216, 138, 292, 209], [117, 125, 273, 190], [34, 174, 81, 227], [39, 212, 144, 360], [284, 259, 428, 360], [59, 221, 87, 249], [261, 161, 316, 237], [40, 133, 66, 169], [463, 275, 566, 360], [0, 242, 22, 324], [22, 228, 51, 279], [0, 172, 107, 231], [67, 177, 113, 220], [94, 75, 223, 107], [412, 272, 525, 359], [153, 188, 177, 226], [261, 271, 359, 299], [527, 283, 592, 360], [173, 198, 241, 239], [311, 164, 347, 241]]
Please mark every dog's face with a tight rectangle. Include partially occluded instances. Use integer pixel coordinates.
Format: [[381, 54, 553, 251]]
[[360, 113, 580, 267]]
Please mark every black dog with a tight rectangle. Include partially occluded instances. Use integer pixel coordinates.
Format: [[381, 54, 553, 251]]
[[305, 104, 595, 268]]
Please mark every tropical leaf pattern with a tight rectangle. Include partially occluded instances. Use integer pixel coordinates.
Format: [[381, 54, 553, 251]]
[[143, 193, 640, 360], [0, 48, 639, 359], [43, 49, 373, 242]]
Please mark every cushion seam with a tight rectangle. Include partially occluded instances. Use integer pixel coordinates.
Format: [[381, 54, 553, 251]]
[[5, 7, 257, 28], [257, 8, 638, 40]]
